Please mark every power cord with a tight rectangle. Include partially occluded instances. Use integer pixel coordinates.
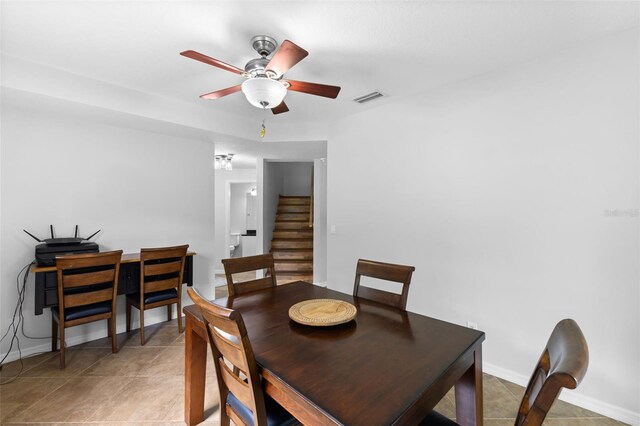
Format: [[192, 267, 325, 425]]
[[0, 260, 53, 385]]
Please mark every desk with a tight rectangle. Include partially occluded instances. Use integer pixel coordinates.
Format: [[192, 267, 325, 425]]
[[31, 251, 196, 315], [183, 282, 485, 426]]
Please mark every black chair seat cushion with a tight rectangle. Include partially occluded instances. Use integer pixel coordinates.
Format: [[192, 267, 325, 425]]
[[419, 410, 458, 425], [227, 390, 297, 426], [128, 289, 177, 305], [53, 301, 112, 321]]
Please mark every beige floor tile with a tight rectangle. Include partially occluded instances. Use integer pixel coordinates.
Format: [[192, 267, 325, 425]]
[[8, 376, 130, 422], [77, 330, 130, 349], [2, 423, 85, 426], [547, 397, 602, 418], [22, 347, 112, 378], [433, 393, 456, 419], [0, 377, 64, 423], [171, 330, 186, 346], [484, 420, 517, 426], [87, 375, 183, 421], [498, 377, 601, 419], [139, 345, 185, 376], [543, 418, 628, 425], [481, 375, 521, 419], [0, 351, 57, 378], [122, 320, 183, 348], [215, 285, 229, 299], [163, 371, 221, 422], [80, 346, 165, 376]]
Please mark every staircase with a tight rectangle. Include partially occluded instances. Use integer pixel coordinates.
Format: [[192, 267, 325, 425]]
[[270, 195, 313, 285]]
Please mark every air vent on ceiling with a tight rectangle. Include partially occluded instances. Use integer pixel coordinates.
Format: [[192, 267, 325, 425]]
[[353, 91, 384, 104]]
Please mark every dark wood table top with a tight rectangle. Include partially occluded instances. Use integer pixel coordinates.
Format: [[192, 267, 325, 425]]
[[191, 281, 485, 425]]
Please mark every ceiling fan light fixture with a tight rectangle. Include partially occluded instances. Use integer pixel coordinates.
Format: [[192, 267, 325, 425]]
[[241, 78, 287, 109]]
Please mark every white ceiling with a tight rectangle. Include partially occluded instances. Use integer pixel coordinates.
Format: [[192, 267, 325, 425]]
[[2, 1, 638, 127]]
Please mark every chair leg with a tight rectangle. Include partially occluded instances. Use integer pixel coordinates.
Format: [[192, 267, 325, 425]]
[[140, 308, 145, 346], [51, 314, 58, 352], [59, 326, 65, 369], [177, 299, 183, 333], [167, 304, 172, 322], [110, 317, 117, 353], [220, 406, 231, 426], [126, 300, 131, 332]]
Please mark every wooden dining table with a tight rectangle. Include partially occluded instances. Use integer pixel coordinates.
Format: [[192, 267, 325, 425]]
[[183, 281, 485, 426]]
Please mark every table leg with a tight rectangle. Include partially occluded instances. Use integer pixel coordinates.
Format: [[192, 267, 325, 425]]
[[184, 314, 207, 426], [455, 347, 483, 426]]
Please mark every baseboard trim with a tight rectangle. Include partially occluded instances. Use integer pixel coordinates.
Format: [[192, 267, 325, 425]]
[[0, 309, 181, 365], [484, 362, 639, 426]]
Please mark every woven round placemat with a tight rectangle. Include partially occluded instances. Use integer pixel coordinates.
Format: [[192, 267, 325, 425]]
[[289, 299, 357, 326]]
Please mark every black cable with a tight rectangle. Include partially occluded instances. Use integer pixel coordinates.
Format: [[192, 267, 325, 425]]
[[0, 260, 51, 384], [19, 262, 48, 340]]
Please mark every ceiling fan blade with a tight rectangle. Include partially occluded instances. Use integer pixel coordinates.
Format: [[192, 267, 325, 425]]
[[180, 50, 245, 75], [266, 40, 308, 76], [200, 85, 242, 100], [271, 101, 289, 115], [285, 80, 341, 99]]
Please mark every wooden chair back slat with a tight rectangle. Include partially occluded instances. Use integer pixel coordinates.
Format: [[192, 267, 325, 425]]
[[144, 277, 181, 293], [144, 260, 182, 276], [355, 286, 403, 310], [64, 287, 113, 308], [62, 269, 116, 288], [232, 277, 276, 296], [56, 251, 123, 270], [211, 329, 249, 373], [353, 259, 415, 310], [188, 287, 268, 425], [516, 319, 589, 426], [222, 254, 277, 297], [218, 358, 253, 404], [140, 246, 189, 261]]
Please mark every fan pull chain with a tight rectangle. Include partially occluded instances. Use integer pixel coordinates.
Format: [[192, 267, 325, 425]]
[[260, 106, 267, 138]]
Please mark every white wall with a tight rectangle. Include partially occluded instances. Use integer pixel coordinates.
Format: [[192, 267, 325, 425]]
[[0, 100, 216, 360], [313, 159, 328, 284], [213, 169, 256, 272], [281, 162, 313, 196], [327, 29, 639, 423]]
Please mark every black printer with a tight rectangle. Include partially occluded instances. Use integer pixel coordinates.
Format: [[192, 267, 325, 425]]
[[24, 225, 100, 266]]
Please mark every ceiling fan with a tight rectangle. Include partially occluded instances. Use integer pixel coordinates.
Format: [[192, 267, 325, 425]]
[[181, 35, 341, 115]]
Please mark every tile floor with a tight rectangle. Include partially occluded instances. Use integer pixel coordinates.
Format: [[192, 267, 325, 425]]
[[0, 299, 627, 425]]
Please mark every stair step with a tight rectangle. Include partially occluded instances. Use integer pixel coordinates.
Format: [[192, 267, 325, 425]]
[[271, 240, 313, 249], [276, 213, 309, 221], [279, 196, 310, 205], [274, 222, 311, 230], [277, 205, 310, 213], [272, 230, 313, 239], [271, 250, 313, 260], [274, 261, 313, 272]]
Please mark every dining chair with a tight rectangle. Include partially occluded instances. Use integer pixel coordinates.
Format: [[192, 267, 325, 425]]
[[352, 259, 416, 310], [126, 244, 188, 345], [222, 253, 277, 297], [52, 250, 123, 368], [421, 318, 589, 426], [187, 287, 298, 426]]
